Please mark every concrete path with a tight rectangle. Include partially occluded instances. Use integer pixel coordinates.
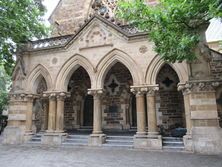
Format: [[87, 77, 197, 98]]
[[0, 144, 221, 167]]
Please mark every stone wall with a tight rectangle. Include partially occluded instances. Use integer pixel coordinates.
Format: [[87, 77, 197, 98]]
[[210, 50, 222, 127], [49, 0, 92, 36], [102, 62, 133, 130], [156, 64, 185, 136]]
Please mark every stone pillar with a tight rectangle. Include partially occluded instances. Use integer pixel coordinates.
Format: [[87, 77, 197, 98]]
[[55, 93, 66, 133], [25, 95, 34, 133], [47, 94, 56, 133], [146, 86, 162, 150], [147, 89, 158, 136], [183, 91, 192, 135], [42, 92, 68, 146], [135, 91, 146, 136], [181, 82, 222, 154], [88, 89, 106, 146], [41, 99, 48, 132]]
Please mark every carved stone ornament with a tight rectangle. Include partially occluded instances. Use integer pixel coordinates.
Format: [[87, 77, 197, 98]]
[[139, 45, 148, 54], [130, 85, 159, 96], [178, 81, 221, 93]]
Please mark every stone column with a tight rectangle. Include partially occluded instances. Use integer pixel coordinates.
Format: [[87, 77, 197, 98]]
[[41, 99, 48, 132], [147, 88, 158, 136], [135, 91, 147, 136], [88, 89, 106, 146], [55, 93, 66, 133], [25, 95, 34, 133], [183, 91, 192, 135], [47, 94, 56, 133]]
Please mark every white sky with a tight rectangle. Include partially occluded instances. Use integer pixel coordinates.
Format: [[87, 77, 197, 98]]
[[42, 0, 222, 42], [42, 0, 60, 20]]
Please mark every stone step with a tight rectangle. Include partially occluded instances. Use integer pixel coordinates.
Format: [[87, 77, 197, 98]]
[[163, 140, 184, 144], [106, 136, 134, 140], [103, 143, 133, 148], [66, 138, 88, 142], [163, 145, 185, 150], [162, 137, 183, 140], [62, 142, 88, 146], [67, 135, 89, 139], [106, 139, 133, 143], [31, 138, 41, 142]]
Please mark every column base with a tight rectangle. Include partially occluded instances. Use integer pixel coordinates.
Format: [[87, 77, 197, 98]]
[[147, 135, 162, 150], [133, 133, 148, 149], [41, 132, 67, 146], [2, 126, 24, 145], [88, 133, 106, 146], [183, 134, 193, 152], [24, 132, 34, 143], [134, 134, 162, 150]]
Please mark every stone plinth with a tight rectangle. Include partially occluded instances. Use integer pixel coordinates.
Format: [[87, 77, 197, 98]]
[[183, 135, 193, 152], [133, 134, 148, 149], [192, 127, 222, 154], [88, 134, 106, 146], [147, 135, 162, 150], [41, 133, 67, 146], [2, 126, 24, 144]]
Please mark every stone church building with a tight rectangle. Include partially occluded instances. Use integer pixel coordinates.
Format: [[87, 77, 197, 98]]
[[3, 0, 222, 154]]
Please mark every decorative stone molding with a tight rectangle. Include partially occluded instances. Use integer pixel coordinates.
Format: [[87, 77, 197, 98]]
[[130, 85, 159, 96], [88, 89, 104, 98], [43, 92, 70, 100], [178, 80, 221, 94]]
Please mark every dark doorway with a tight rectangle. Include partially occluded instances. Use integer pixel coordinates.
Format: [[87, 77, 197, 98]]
[[83, 95, 93, 126]]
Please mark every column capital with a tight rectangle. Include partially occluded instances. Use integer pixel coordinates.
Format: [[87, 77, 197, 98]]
[[43, 91, 70, 100], [130, 85, 159, 96], [88, 89, 104, 96]]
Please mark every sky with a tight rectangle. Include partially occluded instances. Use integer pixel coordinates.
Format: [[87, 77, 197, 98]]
[[42, 0, 222, 42]]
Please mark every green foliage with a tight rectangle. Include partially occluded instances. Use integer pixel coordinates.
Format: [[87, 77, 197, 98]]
[[0, 66, 10, 115], [0, 0, 48, 75], [117, 0, 222, 62]]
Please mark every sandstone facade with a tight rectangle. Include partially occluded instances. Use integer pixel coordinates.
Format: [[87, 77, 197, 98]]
[[3, 0, 222, 154]]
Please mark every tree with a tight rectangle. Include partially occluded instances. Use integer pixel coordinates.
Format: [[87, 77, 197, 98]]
[[0, 65, 10, 115], [117, 0, 222, 62], [0, 0, 48, 75]]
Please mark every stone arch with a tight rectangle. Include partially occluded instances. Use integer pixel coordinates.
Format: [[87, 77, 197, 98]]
[[96, 49, 142, 88], [55, 54, 95, 91], [26, 64, 53, 93], [145, 56, 188, 85]]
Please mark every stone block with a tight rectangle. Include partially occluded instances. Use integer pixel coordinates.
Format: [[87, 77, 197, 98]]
[[147, 135, 162, 150], [88, 134, 106, 146], [41, 133, 67, 146], [2, 126, 24, 144], [192, 127, 222, 154], [183, 135, 193, 152]]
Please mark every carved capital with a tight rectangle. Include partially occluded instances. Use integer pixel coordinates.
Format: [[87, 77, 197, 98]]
[[147, 86, 159, 96], [130, 85, 159, 96], [88, 89, 104, 98]]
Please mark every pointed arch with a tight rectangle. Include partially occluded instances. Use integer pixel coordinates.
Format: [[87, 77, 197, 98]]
[[96, 49, 142, 88], [55, 54, 95, 91], [26, 64, 53, 93], [145, 56, 189, 85]]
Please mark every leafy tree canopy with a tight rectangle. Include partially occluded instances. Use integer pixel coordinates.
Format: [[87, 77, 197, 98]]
[[117, 0, 222, 62], [0, 0, 48, 75], [0, 65, 10, 115]]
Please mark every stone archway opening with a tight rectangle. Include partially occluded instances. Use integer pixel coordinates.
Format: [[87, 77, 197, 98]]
[[102, 62, 135, 131], [64, 66, 92, 132], [33, 76, 48, 133], [156, 64, 186, 137]]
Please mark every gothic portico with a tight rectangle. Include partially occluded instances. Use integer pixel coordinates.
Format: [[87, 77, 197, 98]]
[[3, 0, 222, 154]]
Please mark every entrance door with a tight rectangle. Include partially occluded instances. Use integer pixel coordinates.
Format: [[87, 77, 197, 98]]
[[83, 95, 93, 126]]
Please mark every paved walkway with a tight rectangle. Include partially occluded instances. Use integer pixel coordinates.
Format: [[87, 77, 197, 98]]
[[0, 144, 221, 167]]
